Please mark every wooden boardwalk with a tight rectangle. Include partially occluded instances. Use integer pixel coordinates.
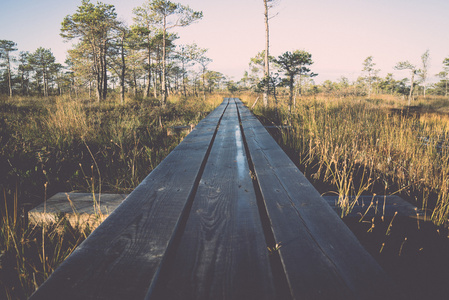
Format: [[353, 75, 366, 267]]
[[30, 98, 402, 300]]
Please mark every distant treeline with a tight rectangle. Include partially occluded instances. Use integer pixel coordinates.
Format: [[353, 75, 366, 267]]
[[0, 0, 225, 104], [1, 1, 448, 103]]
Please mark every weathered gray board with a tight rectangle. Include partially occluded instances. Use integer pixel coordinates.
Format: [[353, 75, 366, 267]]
[[28, 193, 422, 231], [28, 193, 421, 233], [28, 193, 128, 229], [322, 195, 425, 219], [166, 124, 195, 136]]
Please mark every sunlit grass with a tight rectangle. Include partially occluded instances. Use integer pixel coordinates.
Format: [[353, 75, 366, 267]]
[[1, 188, 92, 299], [245, 93, 449, 226]]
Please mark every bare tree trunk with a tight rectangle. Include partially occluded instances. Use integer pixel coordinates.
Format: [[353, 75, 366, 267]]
[[161, 16, 167, 106], [153, 69, 158, 98], [293, 84, 297, 109], [444, 78, 447, 97], [43, 68, 48, 97], [181, 58, 187, 97], [146, 42, 151, 98], [295, 75, 303, 109], [102, 43, 108, 101], [7, 54, 12, 97], [421, 50, 429, 99], [96, 83, 100, 102], [202, 67, 206, 102], [93, 45, 101, 102], [408, 71, 415, 106], [20, 69, 25, 96], [289, 76, 294, 115], [183, 75, 187, 97], [120, 72, 125, 104], [263, 0, 270, 108]]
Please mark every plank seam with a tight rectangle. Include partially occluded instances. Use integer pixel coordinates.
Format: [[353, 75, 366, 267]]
[[145, 99, 231, 298], [234, 99, 293, 300]]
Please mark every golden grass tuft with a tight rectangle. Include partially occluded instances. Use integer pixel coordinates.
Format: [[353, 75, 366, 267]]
[[45, 97, 91, 144]]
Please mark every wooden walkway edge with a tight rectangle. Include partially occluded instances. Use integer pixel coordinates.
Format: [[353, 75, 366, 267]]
[[29, 98, 403, 300]]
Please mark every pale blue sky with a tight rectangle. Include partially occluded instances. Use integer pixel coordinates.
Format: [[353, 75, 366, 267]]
[[1, 0, 448, 83]]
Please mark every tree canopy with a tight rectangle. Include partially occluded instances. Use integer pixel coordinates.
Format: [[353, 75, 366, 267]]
[[274, 50, 316, 112], [134, 0, 203, 105], [61, 0, 119, 101], [0, 40, 18, 97]]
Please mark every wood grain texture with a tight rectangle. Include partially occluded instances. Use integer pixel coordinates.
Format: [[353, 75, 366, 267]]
[[29, 100, 229, 300], [236, 99, 403, 300], [149, 99, 276, 300]]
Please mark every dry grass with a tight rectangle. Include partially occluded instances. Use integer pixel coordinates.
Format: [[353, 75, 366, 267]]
[[46, 98, 90, 143], [244, 92, 449, 226], [1, 190, 92, 299], [0, 93, 220, 299]]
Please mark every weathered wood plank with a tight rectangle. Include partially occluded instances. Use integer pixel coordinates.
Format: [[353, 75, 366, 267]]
[[28, 192, 128, 230], [150, 99, 276, 299], [29, 100, 230, 300], [236, 99, 402, 299], [322, 195, 424, 219]]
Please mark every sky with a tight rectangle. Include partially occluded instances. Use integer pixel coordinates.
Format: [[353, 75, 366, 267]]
[[1, 0, 449, 84]]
